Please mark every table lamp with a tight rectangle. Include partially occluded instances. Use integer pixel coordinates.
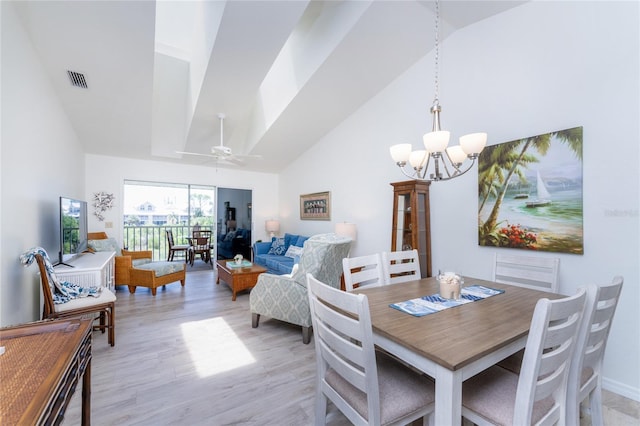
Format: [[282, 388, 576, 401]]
[[335, 222, 357, 241], [265, 220, 280, 238]]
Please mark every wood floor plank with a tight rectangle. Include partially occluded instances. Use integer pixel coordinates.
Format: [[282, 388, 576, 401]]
[[60, 269, 350, 425]]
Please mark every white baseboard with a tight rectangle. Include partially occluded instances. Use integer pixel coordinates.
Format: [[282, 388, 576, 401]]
[[603, 377, 640, 402]]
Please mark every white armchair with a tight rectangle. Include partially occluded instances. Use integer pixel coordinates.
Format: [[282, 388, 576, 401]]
[[249, 234, 351, 344]]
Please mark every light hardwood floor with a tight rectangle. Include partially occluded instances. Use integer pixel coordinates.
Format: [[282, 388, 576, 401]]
[[61, 267, 639, 425]]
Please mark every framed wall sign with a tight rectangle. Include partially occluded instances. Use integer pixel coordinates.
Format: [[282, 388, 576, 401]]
[[300, 191, 331, 220]]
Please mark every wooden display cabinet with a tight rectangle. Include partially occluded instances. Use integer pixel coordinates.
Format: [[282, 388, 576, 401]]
[[390, 180, 432, 278]]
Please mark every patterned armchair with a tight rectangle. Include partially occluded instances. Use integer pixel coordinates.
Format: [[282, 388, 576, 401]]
[[250, 233, 351, 344]]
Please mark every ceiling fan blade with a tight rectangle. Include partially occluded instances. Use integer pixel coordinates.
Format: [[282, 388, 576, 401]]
[[233, 153, 262, 159], [176, 151, 220, 159], [217, 158, 240, 166]]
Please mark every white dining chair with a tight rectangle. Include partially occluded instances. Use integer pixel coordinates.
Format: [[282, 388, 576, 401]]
[[493, 252, 560, 293], [306, 273, 435, 425], [461, 287, 586, 426], [493, 253, 561, 374], [567, 277, 623, 426], [342, 253, 386, 292], [381, 249, 421, 285]]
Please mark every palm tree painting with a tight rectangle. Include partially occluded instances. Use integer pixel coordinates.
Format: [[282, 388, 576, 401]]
[[478, 127, 583, 254]]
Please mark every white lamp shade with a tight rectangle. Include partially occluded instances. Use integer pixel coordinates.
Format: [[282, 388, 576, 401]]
[[335, 222, 357, 241], [265, 220, 280, 233], [423, 130, 450, 153], [459, 132, 487, 155], [389, 144, 412, 163], [446, 145, 467, 164], [409, 150, 428, 169]]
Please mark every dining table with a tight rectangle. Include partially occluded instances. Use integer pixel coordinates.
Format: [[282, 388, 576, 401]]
[[353, 276, 560, 426]]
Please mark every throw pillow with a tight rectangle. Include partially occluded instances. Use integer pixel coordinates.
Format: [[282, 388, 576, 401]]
[[267, 237, 286, 255], [88, 238, 120, 253], [294, 235, 309, 247], [284, 245, 303, 259], [283, 233, 299, 251]]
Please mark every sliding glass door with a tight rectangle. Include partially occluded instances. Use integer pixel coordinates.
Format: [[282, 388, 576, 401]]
[[122, 180, 216, 259]]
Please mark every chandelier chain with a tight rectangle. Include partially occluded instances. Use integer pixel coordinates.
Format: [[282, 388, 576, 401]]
[[433, 0, 440, 106]]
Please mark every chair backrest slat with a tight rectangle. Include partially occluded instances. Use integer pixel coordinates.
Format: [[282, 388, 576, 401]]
[[342, 253, 385, 292], [382, 249, 421, 285], [166, 230, 175, 246], [493, 253, 560, 293], [35, 254, 56, 319]]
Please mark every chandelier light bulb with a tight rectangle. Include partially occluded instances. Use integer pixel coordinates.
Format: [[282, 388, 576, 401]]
[[390, 143, 412, 164], [423, 130, 450, 153], [409, 150, 429, 169], [446, 145, 468, 165], [459, 132, 488, 155]]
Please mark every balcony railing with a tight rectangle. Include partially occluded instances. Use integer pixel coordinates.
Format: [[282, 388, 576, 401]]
[[123, 225, 215, 262]]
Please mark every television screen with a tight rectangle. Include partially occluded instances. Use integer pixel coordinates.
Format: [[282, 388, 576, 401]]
[[59, 196, 88, 265]]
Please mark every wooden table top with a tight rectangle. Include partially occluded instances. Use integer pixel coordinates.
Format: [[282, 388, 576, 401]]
[[0, 319, 92, 424], [353, 276, 560, 371]]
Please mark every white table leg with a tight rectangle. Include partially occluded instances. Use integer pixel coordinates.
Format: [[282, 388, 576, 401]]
[[435, 365, 463, 426]]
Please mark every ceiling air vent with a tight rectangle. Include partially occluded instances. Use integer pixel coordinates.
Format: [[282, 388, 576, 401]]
[[67, 70, 88, 89]]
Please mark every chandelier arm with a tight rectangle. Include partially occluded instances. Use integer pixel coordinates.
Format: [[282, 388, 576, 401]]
[[421, 154, 433, 179], [442, 150, 463, 176], [436, 158, 478, 181], [398, 165, 420, 180]]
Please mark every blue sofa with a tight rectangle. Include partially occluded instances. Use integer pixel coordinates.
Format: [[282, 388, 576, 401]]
[[217, 228, 251, 260], [252, 233, 310, 275]]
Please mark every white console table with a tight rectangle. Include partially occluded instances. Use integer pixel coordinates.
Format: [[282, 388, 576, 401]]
[[55, 251, 116, 292]]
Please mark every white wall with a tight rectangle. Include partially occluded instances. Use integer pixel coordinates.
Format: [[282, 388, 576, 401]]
[[278, 1, 639, 399], [85, 154, 278, 246], [1, 3, 86, 326]]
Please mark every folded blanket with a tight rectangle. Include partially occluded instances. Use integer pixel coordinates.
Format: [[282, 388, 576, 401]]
[[20, 247, 101, 304]]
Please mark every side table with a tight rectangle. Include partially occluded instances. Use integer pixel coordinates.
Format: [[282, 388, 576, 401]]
[[0, 318, 93, 425]]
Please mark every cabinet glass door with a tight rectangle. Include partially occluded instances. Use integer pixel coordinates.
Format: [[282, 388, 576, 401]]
[[394, 193, 412, 250]]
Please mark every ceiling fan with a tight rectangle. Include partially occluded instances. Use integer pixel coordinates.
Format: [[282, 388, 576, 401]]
[[177, 113, 261, 165]]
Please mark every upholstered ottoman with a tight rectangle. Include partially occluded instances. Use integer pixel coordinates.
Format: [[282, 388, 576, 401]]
[[127, 261, 186, 296]]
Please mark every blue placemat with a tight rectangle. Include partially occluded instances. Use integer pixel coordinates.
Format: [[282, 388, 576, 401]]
[[390, 285, 505, 317]]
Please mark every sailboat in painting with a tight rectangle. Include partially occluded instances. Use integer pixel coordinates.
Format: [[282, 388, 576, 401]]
[[526, 171, 551, 208]]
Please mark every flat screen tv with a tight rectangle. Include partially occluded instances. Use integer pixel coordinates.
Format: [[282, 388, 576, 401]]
[[58, 196, 88, 266]]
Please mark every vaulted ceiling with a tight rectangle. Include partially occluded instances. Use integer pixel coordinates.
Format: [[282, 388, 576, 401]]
[[13, 1, 525, 172]]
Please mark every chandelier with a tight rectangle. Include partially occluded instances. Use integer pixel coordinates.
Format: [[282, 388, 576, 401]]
[[390, 0, 487, 182]]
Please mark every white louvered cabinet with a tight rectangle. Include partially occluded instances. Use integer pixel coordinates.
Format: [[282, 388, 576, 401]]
[[54, 251, 116, 292]]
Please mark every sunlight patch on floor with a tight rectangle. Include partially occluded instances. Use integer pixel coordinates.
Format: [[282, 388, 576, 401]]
[[180, 317, 255, 377]]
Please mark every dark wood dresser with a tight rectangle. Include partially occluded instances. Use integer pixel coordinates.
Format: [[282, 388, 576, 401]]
[[0, 318, 92, 425]]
